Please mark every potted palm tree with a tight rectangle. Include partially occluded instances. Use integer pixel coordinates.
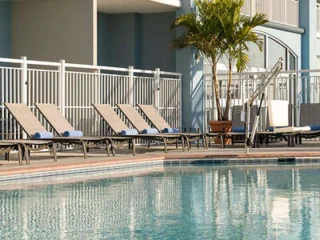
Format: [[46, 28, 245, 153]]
[[171, 0, 267, 140]]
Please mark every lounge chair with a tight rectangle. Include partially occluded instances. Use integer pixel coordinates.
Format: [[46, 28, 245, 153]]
[[298, 103, 320, 142], [137, 104, 206, 149], [5, 103, 113, 159], [93, 103, 185, 152], [256, 100, 310, 147], [35, 103, 136, 156]]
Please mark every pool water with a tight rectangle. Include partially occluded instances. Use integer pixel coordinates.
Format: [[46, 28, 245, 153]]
[[1, 165, 320, 239]]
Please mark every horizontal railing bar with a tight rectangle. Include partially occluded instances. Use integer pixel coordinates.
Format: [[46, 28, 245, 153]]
[[0, 57, 23, 64], [27, 60, 61, 67], [204, 68, 320, 77], [0, 57, 182, 77]]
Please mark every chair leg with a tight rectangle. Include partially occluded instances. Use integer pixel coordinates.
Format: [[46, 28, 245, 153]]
[[24, 145, 30, 165], [131, 139, 136, 156], [181, 137, 185, 151], [17, 144, 23, 165], [108, 138, 115, 157], [51, 143, 57, 162], [5, 152, 9, 161], [81, 140, 88, 158], [105, 140, 111, 157], [162, 138, 168, 153]]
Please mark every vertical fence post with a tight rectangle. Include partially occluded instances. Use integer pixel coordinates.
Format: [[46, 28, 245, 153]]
[[154, 68, 160, 112], [21, 56, 28, 139], [21, 56, 27, 105], [59, 60, 66, 116], [128, 66, 134, 105]]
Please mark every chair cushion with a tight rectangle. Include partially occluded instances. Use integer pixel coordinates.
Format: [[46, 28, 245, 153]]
[[232, 127, 245, 132], [120, 129, 138, 135], [33, 132, 54, 139], [142, 128, 159, 134], [309, 125, 320, 131], [163, 128, 180, 133], [63, 130, 83, 137]]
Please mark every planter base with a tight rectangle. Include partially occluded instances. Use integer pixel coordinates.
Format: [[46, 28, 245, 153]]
[[208, 120, 232, 144]]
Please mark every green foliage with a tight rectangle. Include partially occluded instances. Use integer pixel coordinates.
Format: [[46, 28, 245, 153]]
[[171, 0, 268, 120]]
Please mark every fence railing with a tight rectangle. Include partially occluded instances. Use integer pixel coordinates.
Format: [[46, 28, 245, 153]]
[[203, 69, 320, 131], [242, 0, 299, 27], [0, 57, 182, 140]]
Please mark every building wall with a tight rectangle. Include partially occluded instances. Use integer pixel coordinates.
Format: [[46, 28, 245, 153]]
[[11, 0, 96, 64], [0, 1, 11, 58], [140, 13, 176, 71], [97, 12, 176, 71], [103, 13, 137, 68], [97, 12, 109, 67]]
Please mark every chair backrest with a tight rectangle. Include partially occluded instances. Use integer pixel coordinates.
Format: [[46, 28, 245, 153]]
[[117, 104, 151, 133], [35, 103, 74, 136], [267, 100, 289, 127], [92, 104, 129, 134], [137, 104, 170, 131], [231, 105, 258, 131], [4, 103, 47, 138], [300, 103, 320, 126]]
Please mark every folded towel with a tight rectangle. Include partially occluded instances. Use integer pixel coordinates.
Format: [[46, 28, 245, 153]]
[[120, 129, 138, 135], [231, 127, 245, 132], [63, 130, 83, 137], [142, 128, 159, 134], [163, 128, 180, 133], [33, 132, 54, 139], [310, 125, 320, 131]]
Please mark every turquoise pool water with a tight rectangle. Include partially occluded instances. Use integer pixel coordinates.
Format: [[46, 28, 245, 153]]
[[1, 165, 320, 239]]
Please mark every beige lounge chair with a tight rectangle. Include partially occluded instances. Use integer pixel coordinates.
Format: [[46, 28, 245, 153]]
[[5, 103, 112, 159], [93, 103, 185, 152], [137, 104, 206, 149], [35, 103, 136, 156]]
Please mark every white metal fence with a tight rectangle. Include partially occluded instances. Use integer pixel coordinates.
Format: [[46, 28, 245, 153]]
[[204, 69, 320, 131], [0, 57, 181, 140], [242, 0, 299, 27]]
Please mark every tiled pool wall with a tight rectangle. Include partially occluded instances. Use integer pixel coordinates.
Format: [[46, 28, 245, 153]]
[[164, 157, 320, 166], [1, 157, 320, 182]]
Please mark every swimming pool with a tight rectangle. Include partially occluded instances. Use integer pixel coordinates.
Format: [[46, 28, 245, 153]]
[[1, 164, 320, 239]]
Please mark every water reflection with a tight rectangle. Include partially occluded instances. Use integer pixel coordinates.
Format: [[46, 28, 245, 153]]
[[0, 165, 320, 239]]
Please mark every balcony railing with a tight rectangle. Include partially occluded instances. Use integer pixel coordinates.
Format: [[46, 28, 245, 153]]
[[242, 0, 299, 27]]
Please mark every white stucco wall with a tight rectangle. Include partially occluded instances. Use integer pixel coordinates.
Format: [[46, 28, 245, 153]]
[[11, 0, 96, 64], [256, 25, 302, 69]]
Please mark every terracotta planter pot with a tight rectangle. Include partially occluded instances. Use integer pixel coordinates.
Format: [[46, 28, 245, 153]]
[[208, 120, 232, 144]]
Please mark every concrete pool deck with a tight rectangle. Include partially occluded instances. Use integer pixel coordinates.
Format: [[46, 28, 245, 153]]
[[1, 142, 320, 178]]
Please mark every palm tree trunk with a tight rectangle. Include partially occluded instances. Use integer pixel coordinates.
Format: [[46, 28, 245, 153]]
[[224, 59, 233, 120], [212, 64, 222, 121]]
